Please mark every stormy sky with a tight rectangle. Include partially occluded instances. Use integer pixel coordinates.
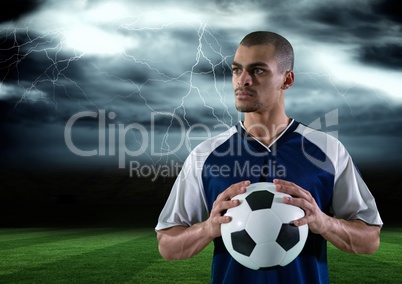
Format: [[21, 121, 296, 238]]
[[1, 0, 401, 174]]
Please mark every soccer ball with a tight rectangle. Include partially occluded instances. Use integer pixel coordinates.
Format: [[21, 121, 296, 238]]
[[221, 182, 308, 270]]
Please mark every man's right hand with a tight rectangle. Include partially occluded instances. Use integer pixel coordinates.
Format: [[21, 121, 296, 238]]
[[205, 180, 250, 239], [157, 180, 250, 260]]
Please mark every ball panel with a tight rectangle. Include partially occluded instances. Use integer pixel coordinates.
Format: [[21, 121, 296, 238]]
[[251, 242, 286, 268], [279, 224, 309, 266], [272, 201, 305, 223], [229, 251, 260, 270], [222, 200, 250, 231], [221, 203, 251, 261], [231, 229, 256, 256], [245, 210, 281, 244], [247, 182, 276, 193], [245, 190, 274, 211], [221, 192, 252, 244], [276, 223, 300, 251]]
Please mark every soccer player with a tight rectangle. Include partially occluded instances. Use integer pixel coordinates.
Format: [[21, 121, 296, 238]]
[[155, 31, 383, 284]]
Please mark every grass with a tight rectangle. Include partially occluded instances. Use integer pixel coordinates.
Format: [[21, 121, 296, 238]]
[[0, 227, 400, 283], [0, 227, 213, 284], [328, 227, 402, 284]]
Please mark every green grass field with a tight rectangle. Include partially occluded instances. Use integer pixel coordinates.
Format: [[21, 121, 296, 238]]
[[0, 227, 400, 283]]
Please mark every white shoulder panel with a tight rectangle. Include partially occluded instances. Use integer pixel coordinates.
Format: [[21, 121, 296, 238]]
[[294, 124, 382, 225], [155, 126, 238, 231]]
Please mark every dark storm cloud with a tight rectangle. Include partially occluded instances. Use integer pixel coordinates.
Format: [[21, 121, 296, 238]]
[[264, 0, 401, 45], [164, 28, 235, 79], [372, 0, 402, 24], [309, 5, 378, 28], [338, 100, 402, 137], [112, 64, 152, 85], [0, 30, 46, 82], [0, 99, 62, 125], [0, 28, 84, 84], [286, 66, 402, 139], [292, 5, 385, 42], [190, 62, 233, 81], [0, 100, 18, 149], [357, 44, 402, 70], [138, 105, 231, 132], [0, 27, 162, 121], [0, 0, 44, 23], [0, 0, 401, 172]]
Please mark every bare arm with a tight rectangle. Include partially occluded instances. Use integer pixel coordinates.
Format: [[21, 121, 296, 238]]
[[274, 179, 381, 254], [319, 217, 380, 254], [157, 223, 213, 260], [157, 181, 250, 260]]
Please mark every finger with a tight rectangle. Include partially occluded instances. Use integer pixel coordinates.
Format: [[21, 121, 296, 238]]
[[281, 196, 309, 225], [282, 194, 307, 208], [274, 179, 310, 199], [219, 215, 233, 224], [273, 179, 297, 191], [273, 179, 292, 192], [291, 216, 308, 227], [212, 201, 240, 224], [216, 180, 250, 201], [212, 197, 241, 218]]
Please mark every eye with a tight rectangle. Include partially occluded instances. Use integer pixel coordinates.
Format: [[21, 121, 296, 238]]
[[254, 68, 264, 75], [232, 67, 242, 75]]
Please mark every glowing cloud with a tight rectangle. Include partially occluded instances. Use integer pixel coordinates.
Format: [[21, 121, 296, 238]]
[[63, 24, 136, 56]]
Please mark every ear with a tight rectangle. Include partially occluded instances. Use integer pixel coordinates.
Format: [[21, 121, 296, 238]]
[[281, 71, 294, 90]]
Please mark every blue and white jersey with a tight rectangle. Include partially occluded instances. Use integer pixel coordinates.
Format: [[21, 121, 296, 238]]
[[156, 120, 383, 284]]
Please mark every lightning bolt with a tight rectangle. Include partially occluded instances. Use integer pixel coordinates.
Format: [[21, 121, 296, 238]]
[[295, 46, 393, 134], [4, 5, 379, 175], [1, 11, 237, 174], [292, 49, 359, 135], [0, 25, 99, 113], [115, 21, 234, 166]]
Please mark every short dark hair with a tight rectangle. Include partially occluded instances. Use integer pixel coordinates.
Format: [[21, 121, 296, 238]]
[[240, 31, 294, 73]]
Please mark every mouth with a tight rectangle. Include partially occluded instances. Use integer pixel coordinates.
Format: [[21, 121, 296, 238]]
[[235, 90, 254, 99]]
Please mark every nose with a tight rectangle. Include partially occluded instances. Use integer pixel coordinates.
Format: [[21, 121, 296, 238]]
[[238, 70, 252, 87]]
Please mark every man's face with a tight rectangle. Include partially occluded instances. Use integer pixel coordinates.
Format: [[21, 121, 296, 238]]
[[232, 44, 286, 113]]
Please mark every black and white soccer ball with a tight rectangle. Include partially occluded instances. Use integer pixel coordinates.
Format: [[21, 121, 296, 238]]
[[221, 182, 308, 270]]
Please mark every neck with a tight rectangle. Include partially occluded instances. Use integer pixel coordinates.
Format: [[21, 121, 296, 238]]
[[243, 112, 290, 146]]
